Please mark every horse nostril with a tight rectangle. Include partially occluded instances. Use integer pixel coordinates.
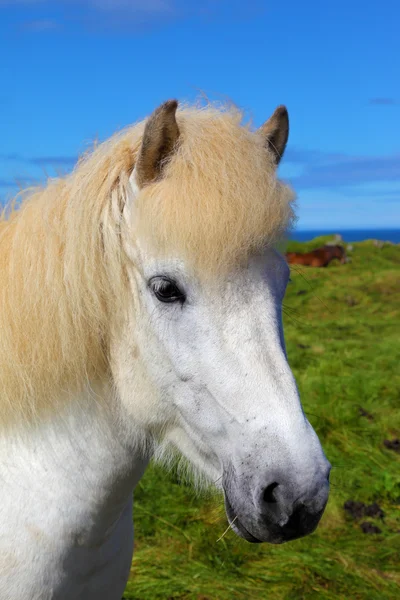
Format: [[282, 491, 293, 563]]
[[263, 481, 279, 504]]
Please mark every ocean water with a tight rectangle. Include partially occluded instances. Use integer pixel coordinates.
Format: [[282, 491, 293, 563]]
[[291, 229, 400, 244]]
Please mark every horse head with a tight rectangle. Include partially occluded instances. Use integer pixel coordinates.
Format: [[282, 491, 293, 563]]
[[110, 101, 330, 544]]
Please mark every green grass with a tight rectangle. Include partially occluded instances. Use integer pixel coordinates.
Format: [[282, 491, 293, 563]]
[[123, 237, 400, 600]]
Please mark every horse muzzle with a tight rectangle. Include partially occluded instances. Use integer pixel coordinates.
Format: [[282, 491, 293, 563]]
[[223, 467, 330, 544]]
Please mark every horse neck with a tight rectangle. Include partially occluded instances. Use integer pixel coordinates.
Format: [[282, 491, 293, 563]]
[[0, 381, 149, 545]]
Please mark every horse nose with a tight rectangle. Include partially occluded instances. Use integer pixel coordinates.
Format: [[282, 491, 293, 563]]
[[259, 472, 330, 539], [261, 460, 331, 510]]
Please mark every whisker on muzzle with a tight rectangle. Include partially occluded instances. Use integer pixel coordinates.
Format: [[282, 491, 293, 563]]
[[216, 515, 238, 542]]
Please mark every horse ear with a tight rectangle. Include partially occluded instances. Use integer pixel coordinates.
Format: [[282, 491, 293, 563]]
[[134, 99, 180, 189], [260, 105, 289, 165]]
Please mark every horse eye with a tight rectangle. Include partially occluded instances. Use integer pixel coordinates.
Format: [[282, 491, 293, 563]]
[[150, 277, 186, 304]]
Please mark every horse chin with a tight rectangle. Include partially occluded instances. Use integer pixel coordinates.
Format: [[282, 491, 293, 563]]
[[223, 492, 298, 545], [224, 494, 263, 544], [223, 488, 327, 545]]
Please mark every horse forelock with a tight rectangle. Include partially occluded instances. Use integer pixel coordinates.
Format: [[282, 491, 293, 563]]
[[132, 105, 295, 274], [0, 101, 296, 426]]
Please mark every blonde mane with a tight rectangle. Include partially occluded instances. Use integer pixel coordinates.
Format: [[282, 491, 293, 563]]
[[0, 102, 295, 426]]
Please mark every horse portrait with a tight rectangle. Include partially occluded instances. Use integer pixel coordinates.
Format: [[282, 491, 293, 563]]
[[0, 100, 330, 599]]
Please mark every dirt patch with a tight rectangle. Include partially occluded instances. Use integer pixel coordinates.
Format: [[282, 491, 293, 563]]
[[344, 500, 365, 520], [360, 522, 382, 534], [383, 438, 400, 453], [344, 500, 385, 520], [364, 503, 385, 518]]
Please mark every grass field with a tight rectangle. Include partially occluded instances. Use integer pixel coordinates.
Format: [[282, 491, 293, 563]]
[[123, 237, 400, 600]]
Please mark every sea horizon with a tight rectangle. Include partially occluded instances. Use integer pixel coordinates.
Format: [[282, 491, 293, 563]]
[[291, 228, 400, 244]]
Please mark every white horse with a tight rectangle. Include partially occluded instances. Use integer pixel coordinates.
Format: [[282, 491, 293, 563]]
[[0, 100, 330, 599]]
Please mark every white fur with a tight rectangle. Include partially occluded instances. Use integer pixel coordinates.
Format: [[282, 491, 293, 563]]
[[0, 383, 148, 599], [0, 177, 329, 598]]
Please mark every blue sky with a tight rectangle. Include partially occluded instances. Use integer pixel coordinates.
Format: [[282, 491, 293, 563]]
[[0, 0, 399, 230]]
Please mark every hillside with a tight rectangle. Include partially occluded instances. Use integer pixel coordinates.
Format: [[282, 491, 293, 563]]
[[123, 238, 400, 600]]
